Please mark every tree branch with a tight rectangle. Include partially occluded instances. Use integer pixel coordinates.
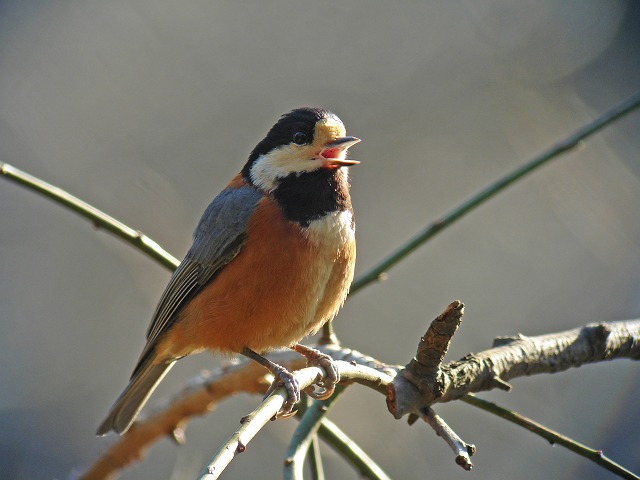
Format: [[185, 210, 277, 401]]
[[197, 362, 393, 479], [419, 407, 475, 471], [307, 433, 325, 480], [81, 306, 639, 479], [388, 308, 640, 417], [461, 394, 640, 480], [0, 161, 179, 271], [284, 386, 346, 480], [349, 90, 640, 294], [314, 416, 393, 480], [81, 347, 394, 480], [79, 360, 270, 480]]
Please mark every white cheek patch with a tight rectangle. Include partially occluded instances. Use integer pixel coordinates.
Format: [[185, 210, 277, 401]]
[[250, 149, 322, 192]]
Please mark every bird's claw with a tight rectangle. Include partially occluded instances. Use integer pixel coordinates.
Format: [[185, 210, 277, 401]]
[[295, 346, 340, 400], [308, 351, 340, 388], [261, 348, 341, 419], [263, 365, 300, 418], [303, 384, 335, 401], [274, 407, 298, 419]]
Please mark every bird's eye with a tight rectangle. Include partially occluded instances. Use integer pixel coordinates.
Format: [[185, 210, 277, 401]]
[[292, 131, 308, 145]]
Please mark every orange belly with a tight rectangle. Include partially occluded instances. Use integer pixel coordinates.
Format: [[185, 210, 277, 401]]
[[155, 196, 355, 357]]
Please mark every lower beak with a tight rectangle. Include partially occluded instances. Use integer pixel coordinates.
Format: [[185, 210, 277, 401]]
[[320, 136, 361, 167]]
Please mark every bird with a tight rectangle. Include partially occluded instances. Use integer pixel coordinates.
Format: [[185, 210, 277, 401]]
[[97, 107, 360, 435]]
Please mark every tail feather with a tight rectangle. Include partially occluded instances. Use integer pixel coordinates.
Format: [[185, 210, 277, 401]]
[[96, 358, 175, 435]]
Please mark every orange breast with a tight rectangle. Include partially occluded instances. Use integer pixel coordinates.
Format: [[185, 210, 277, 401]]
[[155, 196, 355, 357]]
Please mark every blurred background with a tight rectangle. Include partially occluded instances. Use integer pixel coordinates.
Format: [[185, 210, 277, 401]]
[[1, 1, 639, 479]]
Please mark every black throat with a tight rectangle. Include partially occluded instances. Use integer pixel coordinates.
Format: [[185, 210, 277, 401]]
[[272, 168, 352, 227]]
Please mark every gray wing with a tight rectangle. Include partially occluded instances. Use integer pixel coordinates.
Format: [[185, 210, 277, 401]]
[[132, 185, 262, 374]]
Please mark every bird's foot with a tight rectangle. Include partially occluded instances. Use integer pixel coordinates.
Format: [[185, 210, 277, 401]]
[[292, 344, 340, 400], [262, 363, 300, 418], [241, 347, 300, 418]]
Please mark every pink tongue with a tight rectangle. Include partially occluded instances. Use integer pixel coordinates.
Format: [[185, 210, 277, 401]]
[[322, 147, 341, 159]]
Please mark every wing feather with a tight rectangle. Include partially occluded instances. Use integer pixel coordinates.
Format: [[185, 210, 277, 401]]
[[132, 185, 262, 375]]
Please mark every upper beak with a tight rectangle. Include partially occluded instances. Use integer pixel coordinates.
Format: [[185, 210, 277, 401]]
[[319, 136, 361, 167]]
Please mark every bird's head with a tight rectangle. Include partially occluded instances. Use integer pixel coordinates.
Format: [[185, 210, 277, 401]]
[[243, 107, 360, 192]]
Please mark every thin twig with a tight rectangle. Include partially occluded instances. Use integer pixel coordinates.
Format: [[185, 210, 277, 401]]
[[198, 367, 324, 480], [82, 346, 395, 480], [349, 91, 640, 294], [0, 161, 180, 271], [197, 362, 394, 479], [79, 361, 270, 480], [461, 394, 640, 480], [284, 386, 346, 480], [419, 407, 475, 471], [308, 434, 325, 480], [315, 417, 393, 480]]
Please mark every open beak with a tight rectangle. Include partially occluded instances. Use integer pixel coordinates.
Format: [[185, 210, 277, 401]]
[[319, 136, 361, 167]]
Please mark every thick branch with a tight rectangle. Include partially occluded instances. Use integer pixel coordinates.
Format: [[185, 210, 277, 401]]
[[394, 301, 463, 407], [389, 318, 640, 418]]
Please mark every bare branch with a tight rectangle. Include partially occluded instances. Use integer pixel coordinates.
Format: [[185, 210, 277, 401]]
[[81, 346, 394, 480], [0, 162, 180, 271], [197, 367, 325, 480], [419, 407, 475, 471], [307, 433, 325, 480], [284, 387, 346, 480], [315, 417, 393, 480], [83, 313, 639, 479], [349, 90, 640, 294], [388, 313, 640, 417], [393, 301, 463, 406], [80, 361, 269, 480], [197, 362, 393, 479], [82, 301, 639, 480], [461, 394, 640, 480]]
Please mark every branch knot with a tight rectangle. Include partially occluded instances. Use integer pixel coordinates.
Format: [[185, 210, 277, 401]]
[[387, 301, 464, 417]]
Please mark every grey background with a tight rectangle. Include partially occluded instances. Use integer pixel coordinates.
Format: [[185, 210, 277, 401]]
[[1, 1, 639, 479]]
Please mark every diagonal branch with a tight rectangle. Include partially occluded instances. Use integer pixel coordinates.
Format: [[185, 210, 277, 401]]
[[81, 307, 639, 479], [315, 416, 393, 480], [197, 366, 327, 480], [197, 362, 393, 480], [284, 386, 347, 480], [461, 394, 640, 480], [349, 90, 640, 295], [307, 433, 325, 480], [79, 360, 270, 480], [419, 407, 475, 471], [81, 347, 394, 480], [287, 390, 394, 480], [0, 161, 180, 271], [460, 394, 640, 480]]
